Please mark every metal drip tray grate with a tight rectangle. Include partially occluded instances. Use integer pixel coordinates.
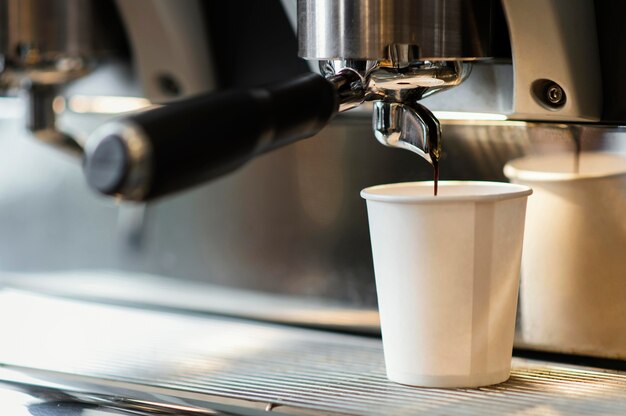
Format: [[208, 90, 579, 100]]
[[0, 290, 625, 415]]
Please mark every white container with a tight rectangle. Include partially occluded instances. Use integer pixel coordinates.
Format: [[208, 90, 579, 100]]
[[361, 181, 532, 388], [504, 152, 626, 359]]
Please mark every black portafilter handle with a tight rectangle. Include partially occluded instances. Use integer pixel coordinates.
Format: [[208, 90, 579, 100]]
[[83, 73, 339, 201]]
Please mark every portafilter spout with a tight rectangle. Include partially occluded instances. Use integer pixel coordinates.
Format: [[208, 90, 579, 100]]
[[320, 59, 467, 167], [372, 101, 441, 165]]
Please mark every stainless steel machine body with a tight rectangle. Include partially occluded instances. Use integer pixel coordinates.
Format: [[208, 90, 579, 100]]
[[0, 0, 124, 154], [298, 0, 496, 61], [298, 0, 602, 121], [0, 0, 624, 370]]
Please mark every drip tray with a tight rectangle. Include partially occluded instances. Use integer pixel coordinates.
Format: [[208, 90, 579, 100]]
[[0, 290, 625, 415]]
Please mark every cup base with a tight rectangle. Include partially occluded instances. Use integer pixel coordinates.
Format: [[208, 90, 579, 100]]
[[387, 367, 511, 388]]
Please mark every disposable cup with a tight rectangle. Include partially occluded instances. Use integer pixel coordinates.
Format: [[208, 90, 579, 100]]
[[504, 152, 626, 358], [361, 181, 532, 388]]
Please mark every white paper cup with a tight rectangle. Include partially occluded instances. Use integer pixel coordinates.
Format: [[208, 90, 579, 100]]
[[504, 152, 626, 358], [361, 181, 532, 388]]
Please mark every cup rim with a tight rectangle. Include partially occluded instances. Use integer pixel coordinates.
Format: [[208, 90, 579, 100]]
[[504, 151, 626, 182], [361, 181, 532, 204]]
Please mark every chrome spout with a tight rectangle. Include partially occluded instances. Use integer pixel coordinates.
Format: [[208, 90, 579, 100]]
[[373, 101, 441, 165], [23, 82, 83, 157]]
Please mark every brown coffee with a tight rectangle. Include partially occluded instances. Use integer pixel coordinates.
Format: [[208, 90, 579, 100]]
[[433, 159, 439, 196]]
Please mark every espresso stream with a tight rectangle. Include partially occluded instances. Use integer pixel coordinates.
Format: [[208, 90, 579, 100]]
[[433, 159, 439, 196]]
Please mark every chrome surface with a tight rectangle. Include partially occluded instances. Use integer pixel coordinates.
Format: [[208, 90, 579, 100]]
[[0, 271, 381, 333], [0, 369, 288, 416], [23, 82, 83, 156], [368, 61, 470, 102], [323, 60, 467, 162], [84, 120, 153, 201], [3, 108, 626, 359], [0, 0, 122, 156], [323, 60, 470, 106], [325, 69, 367, 112], [297, 0, 496, 61], [0, 382, 159, 415], [299, 0, 478, 168], [4, 114, 626, 305], [0, 0, 116, 89], [1, 290, 626, 415], [373, 101, 441, 164], [298, 0, 494, 165]]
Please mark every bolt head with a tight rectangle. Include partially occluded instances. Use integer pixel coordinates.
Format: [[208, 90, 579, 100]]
[[546, 84, 564, 104]]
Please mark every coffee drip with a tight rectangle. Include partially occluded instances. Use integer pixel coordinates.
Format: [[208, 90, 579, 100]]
[[372, 101, 442, 195], [572, 130, 581, 174], [433, 159, 440, 196]]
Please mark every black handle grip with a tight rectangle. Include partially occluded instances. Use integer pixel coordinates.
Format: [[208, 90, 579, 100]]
[[84, 73, 338, 200]]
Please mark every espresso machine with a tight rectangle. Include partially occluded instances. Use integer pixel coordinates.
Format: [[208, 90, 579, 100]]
[[81, 0, 601, 198], [0, 0, 625, 414]]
